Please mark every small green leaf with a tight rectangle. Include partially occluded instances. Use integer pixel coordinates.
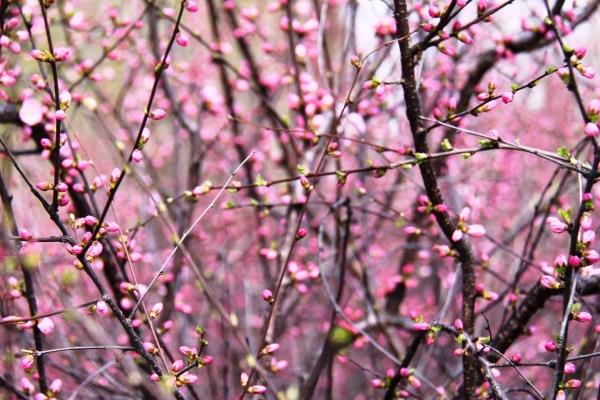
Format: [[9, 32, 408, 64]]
[[254, 175, 267, 187], [329, 326, 355, 348], [558, 208, 572, 224], [557, 146, 570, 159], [441, 138, 453, 151]]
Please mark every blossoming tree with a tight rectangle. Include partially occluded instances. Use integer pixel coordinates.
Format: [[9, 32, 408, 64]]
[[1, 0, 600, 399]]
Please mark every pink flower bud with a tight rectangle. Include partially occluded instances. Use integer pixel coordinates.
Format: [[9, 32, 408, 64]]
[[434, 204, 448, 213], [176, 33, 189, 47], [119, 282, 136, 293], [37, 317, 55, 335], [568, 255, 581, 268], [261, 343, 280, 355], [545, 340, 557, 352], [179, 373, 198, 384], [55, 109, 66, 121], [555, 254, 568, 267], [584, 250, 600, 264], [49, 379, 62, 393], [454, 318, 463, 331], [21, 354, 34, 370], [577, 64, 595, 79], [247, 385, 267, 394], [186, 1, 199, 12], [584, 122, 599, 137], [67, 245, 83, 255], [53, 47, 71, 61], [467, 224, 486, 237], [20, 377, 35, 394], [546, 217, 568, 233], [36, 181, 53, 191], [30, 49, 48, 62], [88, 241, 103, 257], [96, 300, 109, 315], [132, 149, 143, 163], [428, 6, 440, 18], [588, 99, 600, 115], [573, 311, 592, 323], [540, 275, 562, 289], [581, 214, 593, 230], [59, 90, 71, 108], [295, 228, 307, 240], [262, 289, 274, 303], [582, 230, 596, 244], [566, 379, 582, 389], [200, 355, 213, 365], [403, 226, 421, 235], [299, 175, 312, 192], [148, 108, 166, 120], [171, 359, 185, 373], [575, 47, 587, 59], [412, 322, 431, 331], [19, 229, 33, 241], [501, 91, 514, 103], [149, 302, 163, 319], [511, 353, 522, 364], [564, 362, 576, 374]]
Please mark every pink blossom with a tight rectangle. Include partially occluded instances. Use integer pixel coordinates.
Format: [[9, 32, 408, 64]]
[[19, 98, 43, 126], [37, 317, 55, 334]]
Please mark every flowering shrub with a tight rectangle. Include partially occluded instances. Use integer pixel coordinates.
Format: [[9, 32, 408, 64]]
[[1, 0, 600, 399]]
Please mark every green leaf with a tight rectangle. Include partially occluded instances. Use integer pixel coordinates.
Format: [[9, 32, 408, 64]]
[[328, 326, 355, 348], [441, 138, 453, 151], [556, 147, 570, 159], [254, 175, 267, 187], [414, 152, 428, 164], [478, 139, 497, 149], [297, 164, 308, 175], [558, 208, 572, 224]]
